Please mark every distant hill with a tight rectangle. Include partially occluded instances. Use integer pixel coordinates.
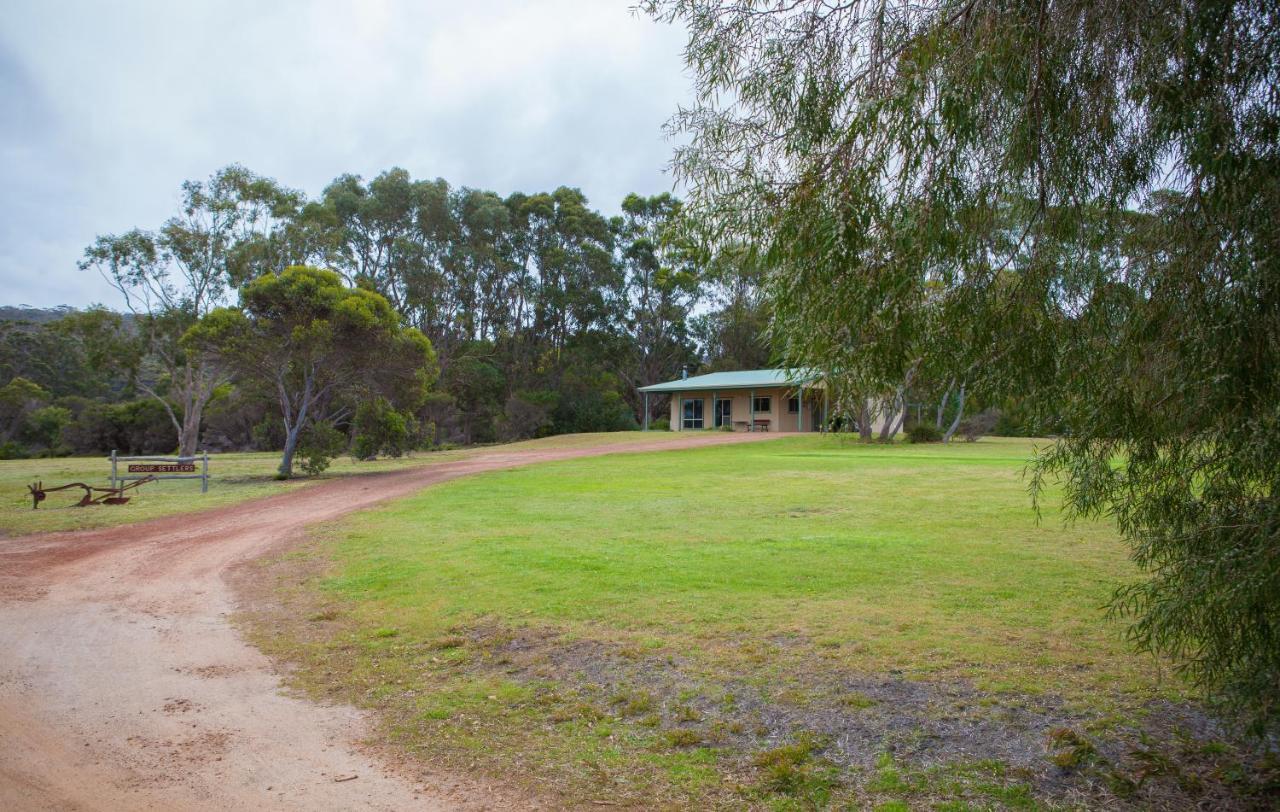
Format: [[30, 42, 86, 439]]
[[0, 305, 83, 324]]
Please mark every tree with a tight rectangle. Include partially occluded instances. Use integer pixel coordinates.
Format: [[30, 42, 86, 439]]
[[320, 169, 455, 334], [616, 193, 700, 420], [0, 308, 133, 400], [80, 165, 304, 455], [694, 242, 771, 372], [648, 1, 1280, 731], [186, 266, 437, 478], [0, 377, 49, 443]]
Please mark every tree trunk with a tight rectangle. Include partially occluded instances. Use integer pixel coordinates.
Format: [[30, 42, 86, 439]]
[[275, 368, 315, 479], [936, 378, 954, 430], [942, 382, 966, 443], [886, 403, 908, 440], [878, 360, 919, 441], [278, 423, 303, 479], [178, 410, 201, 457], [858, 400, 873, 441], [878, 398, 899, 441]]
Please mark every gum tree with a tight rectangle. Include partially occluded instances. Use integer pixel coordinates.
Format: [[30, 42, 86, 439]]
[[186, 266, 437, 478], [646, 0, 1280, 731], [80, 165, 304, 455]]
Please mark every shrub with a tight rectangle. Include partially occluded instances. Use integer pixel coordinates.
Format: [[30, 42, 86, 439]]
[[957, 408, 1001, 442], [21, 405, 71, 455], [61, 398, 174, 455], [498, 391, 555, 441], [905, 422, 942, 443], [297, 421, 347, 476], [651, 417, 670, 431], [251, 414, 286, 451], [351, 397, 414, 460]]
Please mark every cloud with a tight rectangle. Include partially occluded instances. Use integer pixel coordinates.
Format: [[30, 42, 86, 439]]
[[0, 0, 690, 308]]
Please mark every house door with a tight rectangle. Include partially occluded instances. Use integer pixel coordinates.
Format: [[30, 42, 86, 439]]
[[681, 398, 704, 429], [713, 398, 732, 428]]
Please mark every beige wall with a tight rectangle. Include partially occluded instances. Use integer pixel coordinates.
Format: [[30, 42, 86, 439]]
[[664, 386, 823, 432], [659, 386, 902, 437]]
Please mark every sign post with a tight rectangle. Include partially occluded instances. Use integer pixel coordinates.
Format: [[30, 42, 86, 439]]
[[111, 451, 210, 493]]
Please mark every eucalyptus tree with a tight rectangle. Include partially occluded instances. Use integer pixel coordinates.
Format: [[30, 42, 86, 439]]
[[321, 169, 456, 336], [0, 308, 132, 400], [508, 187, 618, 358], [80, 165, 303, 455], [616, 193, 700, 415], [693, 241, 771, 372], [186, 266, 437, 478], [450, 188, 516, 346], [647, 0, 1280, 731]]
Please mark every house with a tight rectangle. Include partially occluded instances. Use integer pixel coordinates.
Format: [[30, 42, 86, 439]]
[[637, 368, 826, 432]]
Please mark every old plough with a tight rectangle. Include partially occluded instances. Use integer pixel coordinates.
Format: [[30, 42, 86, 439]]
[[27, 476, 156, 510]]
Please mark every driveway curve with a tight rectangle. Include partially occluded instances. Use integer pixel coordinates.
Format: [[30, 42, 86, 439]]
[[0, 432, 776, 811]]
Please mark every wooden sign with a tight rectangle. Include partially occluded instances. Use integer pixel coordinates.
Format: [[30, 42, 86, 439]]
[[127, 463, 196, 473], [112, 451, 210, 494]]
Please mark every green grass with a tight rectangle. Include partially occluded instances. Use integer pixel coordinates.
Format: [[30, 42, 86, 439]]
[[0, 431, 694, 536], [0, 450, 454, 536], [238, 435, 1261, 809], [319, 436, 1150, 696]]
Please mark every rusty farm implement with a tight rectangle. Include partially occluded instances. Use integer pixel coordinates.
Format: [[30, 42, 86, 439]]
[[27, 476, 157, 509]]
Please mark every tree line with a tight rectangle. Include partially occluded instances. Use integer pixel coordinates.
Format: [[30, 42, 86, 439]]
[[0, 165, 779, 473]]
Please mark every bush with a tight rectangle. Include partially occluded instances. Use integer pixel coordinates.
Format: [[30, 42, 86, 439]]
[[61, 398, 174, 455], [498, 391, 555, 441], [252, 414, 286, 451], [297, 421, 347, 476], [957, 408, 1001, 442], [203, 384, 272, 451], [651, 417, 670, 431], [905, 422, 942, 443], [21, 405, 71, 454], [351, 397, 414, 460]]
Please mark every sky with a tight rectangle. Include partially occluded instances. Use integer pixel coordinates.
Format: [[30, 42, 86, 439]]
[[0, 0, 692, 308]]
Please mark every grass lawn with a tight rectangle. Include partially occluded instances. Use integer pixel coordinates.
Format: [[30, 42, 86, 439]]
[[0, 431, 696, 537], [243, 436, 1275, 809]]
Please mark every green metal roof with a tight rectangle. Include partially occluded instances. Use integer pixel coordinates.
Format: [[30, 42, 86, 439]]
[[637, 368, 817, 393]]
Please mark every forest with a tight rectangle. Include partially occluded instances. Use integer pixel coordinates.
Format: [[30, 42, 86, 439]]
[[0, 165, 780, 469], [0, 165, 1029, 472]]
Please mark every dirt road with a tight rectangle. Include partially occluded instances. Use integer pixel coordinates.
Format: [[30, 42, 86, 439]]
[[0, 432, 774, 811]]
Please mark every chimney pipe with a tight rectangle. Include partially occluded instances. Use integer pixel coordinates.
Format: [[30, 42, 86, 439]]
[[681, 366, 689, 380]]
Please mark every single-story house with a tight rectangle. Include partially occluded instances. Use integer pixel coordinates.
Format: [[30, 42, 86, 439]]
[[637, 368, 826, 432]]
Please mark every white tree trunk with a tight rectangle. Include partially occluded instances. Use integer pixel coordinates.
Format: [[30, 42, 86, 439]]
[[942, 382, 966, 443], [936, 378, 954, 429]]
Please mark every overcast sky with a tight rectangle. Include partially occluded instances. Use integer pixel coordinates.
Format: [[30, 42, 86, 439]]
[[0, 0, 691, 308]]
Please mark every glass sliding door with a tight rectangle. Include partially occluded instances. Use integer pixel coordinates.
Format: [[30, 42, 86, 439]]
[[682, 398, 704, 429], [714, 398, 731, 427]]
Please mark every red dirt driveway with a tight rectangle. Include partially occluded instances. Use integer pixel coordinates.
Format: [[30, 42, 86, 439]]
[[0, 432, 776, 811]]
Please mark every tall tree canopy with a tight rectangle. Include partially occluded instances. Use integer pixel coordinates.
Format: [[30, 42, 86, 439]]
[[79, 165, 303, 455], [646, 0, 1280, 731], [617, 193, 701, 421], [187, 266, 437, 478]]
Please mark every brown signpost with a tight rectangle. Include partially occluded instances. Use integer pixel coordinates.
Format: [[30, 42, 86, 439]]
[[111, 451, 209, 493], [127, 463, 196, 473]]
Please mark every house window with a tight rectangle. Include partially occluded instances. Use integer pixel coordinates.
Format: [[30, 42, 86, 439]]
[[752, 396, 772, 413], [788, 396, 800, 414], [682, 398, 704, 429]]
